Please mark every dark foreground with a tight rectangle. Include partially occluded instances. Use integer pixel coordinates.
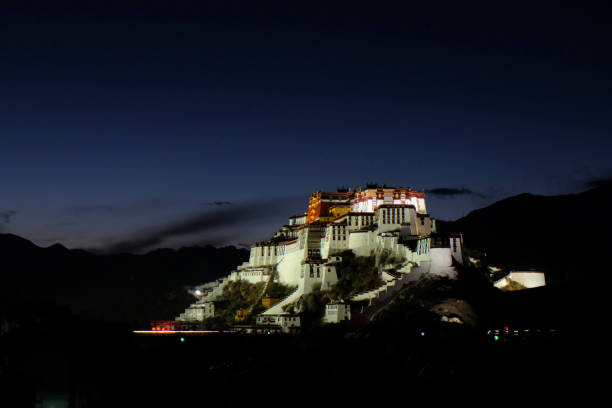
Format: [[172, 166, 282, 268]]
[[1, 318, 597, 407]]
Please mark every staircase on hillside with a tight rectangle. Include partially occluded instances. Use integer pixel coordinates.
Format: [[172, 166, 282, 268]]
[[247, 270, 275, 315], [383, 269, 401, 280], [306, 224, 324, 259], [175, 276, 230, 321], [350, 262, 433, 324], [261, 285, 301, 315]]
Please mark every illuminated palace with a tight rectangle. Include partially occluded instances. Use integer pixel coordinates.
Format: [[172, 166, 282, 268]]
[[176, 186, 462, 331]]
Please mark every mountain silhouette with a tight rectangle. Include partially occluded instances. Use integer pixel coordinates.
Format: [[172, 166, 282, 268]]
[[0, 234, 249, 325], [3, 184, 610, 325], [438, 184, 612, 285]]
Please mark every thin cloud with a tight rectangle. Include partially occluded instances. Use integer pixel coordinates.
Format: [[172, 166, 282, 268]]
[[68, 199, 172, 215], [0, 209, 17, 224], [570, 167, 612, 192], [584, 177, 612, 189], [170, 234, 238, 249], [102, 197, 302, 254], [426, 187, 486, 199], [0, 209, 17, 231]]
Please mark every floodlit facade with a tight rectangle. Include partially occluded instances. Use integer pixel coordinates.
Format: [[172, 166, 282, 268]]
[[494, 270, 546, 290], [176, 301, 215, 321], [177, 186, 463, 327], [255, 314, 301, 333], [323, 302, 351, 323]]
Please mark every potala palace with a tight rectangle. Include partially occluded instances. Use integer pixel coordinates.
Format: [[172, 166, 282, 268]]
[[175, 186, 463, 332]]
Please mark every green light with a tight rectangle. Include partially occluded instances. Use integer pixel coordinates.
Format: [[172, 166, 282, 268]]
[[180, 337, 185, 342], [494, 335, 499, 341]]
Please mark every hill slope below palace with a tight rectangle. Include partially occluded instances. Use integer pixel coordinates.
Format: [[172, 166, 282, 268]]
[[437, 184, 612, 285], [0, 234, 249, 325]]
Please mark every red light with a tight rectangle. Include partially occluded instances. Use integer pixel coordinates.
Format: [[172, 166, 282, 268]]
[[504, 326, 509, 331]]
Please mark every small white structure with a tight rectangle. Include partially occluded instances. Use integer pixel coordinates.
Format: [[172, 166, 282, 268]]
[[176, 301, 215, 322], [323, 302, 351, 323], [494, 270, 546, 290], [255, 314, 301, 333]]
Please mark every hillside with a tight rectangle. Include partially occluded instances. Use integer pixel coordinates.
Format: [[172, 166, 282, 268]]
[[0, 234, 249, 325], [437, 184, 612, 285]]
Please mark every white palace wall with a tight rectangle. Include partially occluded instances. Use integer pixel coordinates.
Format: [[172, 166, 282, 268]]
[[348, 230, 376, 257], [276, 241, 305, 286]]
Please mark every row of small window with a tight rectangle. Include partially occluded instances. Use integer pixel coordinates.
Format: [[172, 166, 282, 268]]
[[329, 225, 346, 241], [300, 269, 322, 279], [347, 216, 373, 226], [382, 208, 406, 224], [417, 239, 431, 254], [259, 246, 285, 256]]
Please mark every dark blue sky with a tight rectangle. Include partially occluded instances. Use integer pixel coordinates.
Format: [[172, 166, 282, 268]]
[[1, 1, 610, 251]]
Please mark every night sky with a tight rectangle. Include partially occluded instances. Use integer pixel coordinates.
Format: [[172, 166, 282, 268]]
[[1, 1, 610, 251]]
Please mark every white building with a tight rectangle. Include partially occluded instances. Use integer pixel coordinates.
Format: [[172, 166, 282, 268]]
[[176, 301, 215, 322], [255, 314, 301, 333], [177, 186, 462, 328], [323, 302, 351, 323], [494, 270, 546, 290]]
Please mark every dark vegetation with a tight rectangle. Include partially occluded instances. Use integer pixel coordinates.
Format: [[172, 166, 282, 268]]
[[374, 249, 589, 334], [295, 285, 329, 332], [291, 251, 385, 331], [369, 258, 500, 332], [208, 280, 294, 327], [329, 250, 383, 299], [213, 280, 266, 327], [297, 250, 499, 332], [266, 281, 295, 299]]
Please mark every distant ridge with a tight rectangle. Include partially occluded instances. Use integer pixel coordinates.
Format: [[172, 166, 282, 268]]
[[45, 242, 69, 252], [0, 233, 41, 253], [438, 184, 612, 285], [0, 233, 249, 324]]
